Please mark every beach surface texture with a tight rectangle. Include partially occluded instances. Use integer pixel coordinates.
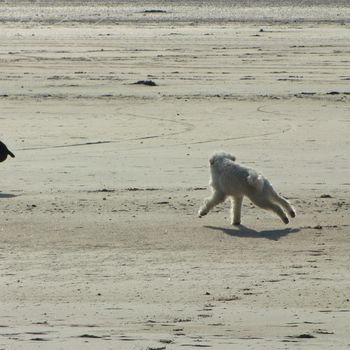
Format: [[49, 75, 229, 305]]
[[1, 1, 350, 349]]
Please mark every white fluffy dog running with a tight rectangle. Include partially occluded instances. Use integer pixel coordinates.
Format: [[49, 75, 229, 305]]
[[198, 152, 296, 225]]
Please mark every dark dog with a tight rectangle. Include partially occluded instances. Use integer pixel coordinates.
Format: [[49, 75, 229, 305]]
[[0, 141, 15, 162]]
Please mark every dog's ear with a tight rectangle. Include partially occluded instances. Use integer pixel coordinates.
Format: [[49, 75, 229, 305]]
[[229, 154, 236, 162]]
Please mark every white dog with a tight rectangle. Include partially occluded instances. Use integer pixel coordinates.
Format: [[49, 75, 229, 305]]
[[198, 152, 296, 225]]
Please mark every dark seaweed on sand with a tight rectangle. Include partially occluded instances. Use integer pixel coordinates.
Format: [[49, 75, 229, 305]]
[[133, 80, 157, 86]]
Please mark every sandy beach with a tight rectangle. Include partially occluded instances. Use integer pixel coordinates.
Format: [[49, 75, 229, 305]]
[[1, 2, 350, 349]]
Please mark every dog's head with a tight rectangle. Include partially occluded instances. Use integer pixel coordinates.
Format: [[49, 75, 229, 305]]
[[209, 151, 236, 166]]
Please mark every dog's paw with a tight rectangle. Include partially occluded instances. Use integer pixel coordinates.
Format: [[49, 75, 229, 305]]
[[282, 216, 289, 224], [198, 208, 207, 217], [290, 209, 296, 218]]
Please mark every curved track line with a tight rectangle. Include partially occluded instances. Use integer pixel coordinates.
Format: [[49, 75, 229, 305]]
[[122, 110, 195, 138], [119, 103, 294, 149], [167, 120, 293, 147], [17, 102, 295, 152], [179, 103, 295, 146], [257, 103, 295, 118], [104, 119, 294, 153], [17, 103, 195, 152]]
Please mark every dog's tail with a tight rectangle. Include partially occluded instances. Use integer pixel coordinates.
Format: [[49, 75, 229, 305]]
[[7, 149, 15, 158], [247, 170, 265, 192]]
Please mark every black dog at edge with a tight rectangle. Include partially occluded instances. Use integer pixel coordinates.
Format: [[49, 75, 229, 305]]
[[0, 141, 15, 163]]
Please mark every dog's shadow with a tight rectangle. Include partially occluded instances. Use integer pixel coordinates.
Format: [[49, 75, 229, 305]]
[[0, 192, 17, 199], [205, 225, 300, 241]]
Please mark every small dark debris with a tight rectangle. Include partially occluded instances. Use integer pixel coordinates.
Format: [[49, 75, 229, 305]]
[[180, 344, 211, 348], [143, 9, 167, 13], [120, 336, 138, 341], [301, 92, 316, 95], [297, 334, 315, 339], [32, 321, 48, 325], [327, 91, 340, 95], [240, 76, 256, 80], [315, 329, 334, 335], [281, 339, 299, 343], [30, 337, 49, 341], [288, 334, 316, 339], [98, 188, 115, 193], [134, 80, 157, 86], [238, 337, 262, 340], [174, 318, 191, 323], [217, 295, 240, 301], [78, 334, 103, 339], [320, 194, 332, 198], [126, 187, 160, 191], [313, 225, 323, 230]]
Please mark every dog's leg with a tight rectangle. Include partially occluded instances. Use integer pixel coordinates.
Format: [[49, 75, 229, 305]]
[[231, 196, 243, 225], [264, 202, 290, 224], [198, 191, 226, 217], [269, 188, 296, 218]]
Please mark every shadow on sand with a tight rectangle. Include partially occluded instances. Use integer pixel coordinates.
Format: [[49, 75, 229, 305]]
[[205, 225, 300, 241], [0, 192, 17, 199]]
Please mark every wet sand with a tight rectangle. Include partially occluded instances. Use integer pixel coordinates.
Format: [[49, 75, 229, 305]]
[[0, 17, 350, 350]]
